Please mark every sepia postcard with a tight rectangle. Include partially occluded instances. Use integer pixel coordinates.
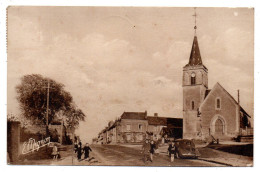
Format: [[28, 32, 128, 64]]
[[7, 6, 254, 166]]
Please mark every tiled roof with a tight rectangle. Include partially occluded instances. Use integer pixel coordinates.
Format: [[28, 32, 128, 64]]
[[121, 111, 147, 120], [147, 116, 167, 125], [147, 116, 183, 127]]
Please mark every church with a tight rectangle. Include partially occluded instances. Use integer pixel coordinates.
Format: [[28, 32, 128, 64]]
[[182, 31, 252, 140]]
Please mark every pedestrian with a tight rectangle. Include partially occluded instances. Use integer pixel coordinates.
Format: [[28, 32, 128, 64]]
[[77, 142, 82, 160], [168, 141, 176, 162], [52, 143, 58, 160], [150, 140, 156, 162], [142, 139, 151, 163], [83, 143, 92, 160], [74, 142, 78, 153]]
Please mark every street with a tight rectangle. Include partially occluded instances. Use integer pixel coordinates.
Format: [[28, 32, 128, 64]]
[[51, 144, 226, 166]]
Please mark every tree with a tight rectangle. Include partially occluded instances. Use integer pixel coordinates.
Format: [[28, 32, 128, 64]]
[[16, 74, 74, 125], [64, 104, 86, 132]]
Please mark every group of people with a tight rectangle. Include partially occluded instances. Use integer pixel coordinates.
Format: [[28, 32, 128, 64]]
[[142, 139, 176, 163], [74, 141, 92, 161]]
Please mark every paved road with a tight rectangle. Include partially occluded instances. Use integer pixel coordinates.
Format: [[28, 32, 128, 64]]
[[90, 144, 226, 166]]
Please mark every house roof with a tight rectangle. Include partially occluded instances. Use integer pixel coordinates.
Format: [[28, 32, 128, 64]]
[[121, 111, 147, 120], [147, 116, 167, 125], [147, 116, 183, 127]]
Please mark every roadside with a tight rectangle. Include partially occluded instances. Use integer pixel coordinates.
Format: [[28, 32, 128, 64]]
[[198, 145, 253, 167], [119, 141, 253, 167]]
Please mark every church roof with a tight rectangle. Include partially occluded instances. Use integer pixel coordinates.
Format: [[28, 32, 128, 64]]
[[185, 36, 203, 67], [205, 89, 211, 99], [200, 82, 251, 118]]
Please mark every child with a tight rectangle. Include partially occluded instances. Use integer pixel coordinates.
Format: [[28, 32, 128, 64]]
[[83, 143, 92, 160], [150, 140, 156, 162], [142, 139, 151, 163], [52, 144, 59, 160], [168, 141, 176, 162]]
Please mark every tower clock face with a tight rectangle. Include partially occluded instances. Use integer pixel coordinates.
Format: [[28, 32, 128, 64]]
[[191, 73, 196, 77]]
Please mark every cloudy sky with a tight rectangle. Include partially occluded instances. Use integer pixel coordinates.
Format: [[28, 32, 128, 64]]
[[7, 7, 254, 142]]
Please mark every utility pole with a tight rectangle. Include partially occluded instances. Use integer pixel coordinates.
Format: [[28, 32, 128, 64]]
[[43, 79, 53, 137], [46, 80, 50, 130]]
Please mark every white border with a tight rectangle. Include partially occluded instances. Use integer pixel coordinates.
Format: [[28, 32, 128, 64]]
[[0, 1, 259, 172]]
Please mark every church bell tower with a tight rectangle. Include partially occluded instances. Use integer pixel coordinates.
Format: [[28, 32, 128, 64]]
[[182, 8, 208, 139]]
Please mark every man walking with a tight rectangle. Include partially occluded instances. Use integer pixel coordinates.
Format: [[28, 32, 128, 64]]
[[142, 139, 151, 163], [150, 140, 156, 162], [83, 143, 92, 161], [77, 141, 82, 161]]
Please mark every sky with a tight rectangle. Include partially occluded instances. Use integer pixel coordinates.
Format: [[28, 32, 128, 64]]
[[7, 7, 254, 143]]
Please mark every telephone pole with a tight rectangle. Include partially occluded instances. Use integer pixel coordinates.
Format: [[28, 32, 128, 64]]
[[46, 80, 50, 128], [44, 79, 53, 137]]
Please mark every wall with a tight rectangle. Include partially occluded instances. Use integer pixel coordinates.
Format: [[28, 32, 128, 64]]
[[200, 84, 239, 138], [118, 119, 148, 143], [183, 85, 206, 139], [7, 121, 21, 163]]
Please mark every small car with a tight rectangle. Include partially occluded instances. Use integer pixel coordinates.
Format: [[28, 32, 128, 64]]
[[174, 139, 200, 159]]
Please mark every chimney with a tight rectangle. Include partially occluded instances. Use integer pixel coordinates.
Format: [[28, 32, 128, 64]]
[[154, 113, 158, 117]]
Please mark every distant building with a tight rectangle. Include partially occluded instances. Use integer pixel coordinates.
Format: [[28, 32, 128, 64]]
[[147, 113, 183, 142], [96, 111, 183, 144], [117, 111, 148, 143], [147, 113, 167, 141]]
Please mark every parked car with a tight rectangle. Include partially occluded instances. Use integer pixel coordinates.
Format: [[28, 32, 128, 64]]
[[174, 139, 200, 159]]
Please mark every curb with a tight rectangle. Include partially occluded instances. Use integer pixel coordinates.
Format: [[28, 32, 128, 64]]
[[198, 158, 233, 166]]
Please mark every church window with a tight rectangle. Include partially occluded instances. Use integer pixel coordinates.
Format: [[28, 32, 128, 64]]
[[191, 73, 196, 85], [191, 101, 195, 110], [216, 98, 221, 110]]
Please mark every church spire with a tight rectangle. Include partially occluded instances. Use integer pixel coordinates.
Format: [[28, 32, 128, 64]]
[[187, 7, 203, 66], [188, 36, 202, 66], [193, 7, 197, 36]]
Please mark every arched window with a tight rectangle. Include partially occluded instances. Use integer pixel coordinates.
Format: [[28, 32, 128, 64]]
[[216, 98, 221, 109], [191, 73, 196, 85], [191, 101, 195, 110]]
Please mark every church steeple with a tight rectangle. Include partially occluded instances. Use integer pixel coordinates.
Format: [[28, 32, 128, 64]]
[[182, 8, 208, 139], [186, 7, 203, 66], [188, 36, 202, 66]]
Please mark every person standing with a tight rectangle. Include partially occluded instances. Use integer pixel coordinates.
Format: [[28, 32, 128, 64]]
[[142, 139, 151, 163], [83, 143, 92, 160], [168, 141, 176, 162], [74, 142, 78, 153], [77, 142, 82, 160], [52, 144, 58, 160], [150, 140, 156, 162]]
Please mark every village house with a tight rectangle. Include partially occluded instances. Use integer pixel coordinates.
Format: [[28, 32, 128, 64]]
[[147, 113, 167, 141], [96, 111, 184, 144], [117, 111, 148, 143], [147, 113, 183, 143]]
